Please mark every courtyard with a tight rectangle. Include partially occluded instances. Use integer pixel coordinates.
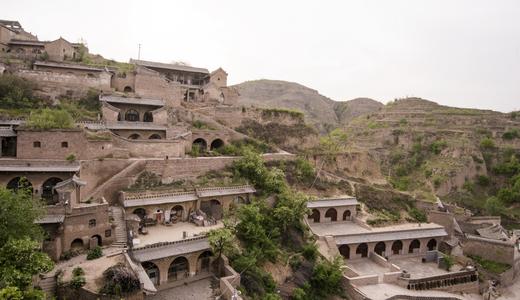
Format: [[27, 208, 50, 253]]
[[134, 221, 223, 247]]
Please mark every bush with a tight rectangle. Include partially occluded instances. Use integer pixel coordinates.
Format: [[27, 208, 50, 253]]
[[26, 109, 74, 129], [0, 74, 38, 109], [408, 207, 427, 223], [429, 140, 447, 155], [308, 258, 343, 299], [485, 197, 505, 215], [72, 267, 84, 277], [476, 175, 490, 186], [86, 246, 103, 260], [480, 138, 495, 150], [301, 243, 318, 261], [66, 154, 76, 162], [70, 275, 86, 289], [292, 288, 307, 300], [502, 129, 519, 140], [100, 263, 140, 296]]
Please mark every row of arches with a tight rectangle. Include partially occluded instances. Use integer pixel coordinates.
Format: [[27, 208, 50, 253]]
[[142, 251, 213, 285], [128, 133, 162, 140], [338, 239, 438, 259], [308, 208, 351, 223], [6, 176, 63, 205], [118, 110, 154, 122], [192, 138, 224, 152]]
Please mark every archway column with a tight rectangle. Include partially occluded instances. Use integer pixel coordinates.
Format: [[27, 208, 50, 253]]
[[402, 239, 412, 255], [188, 253, 198, 277]]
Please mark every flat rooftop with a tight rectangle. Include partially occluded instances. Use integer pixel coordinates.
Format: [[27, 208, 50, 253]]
[[356, 283, 478, 300], [134, 221, 223, 247], [307, 196, 358, 208], [309, 221, 447, 244]]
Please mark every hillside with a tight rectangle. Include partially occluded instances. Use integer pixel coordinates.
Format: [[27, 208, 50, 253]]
[[325, 97, 520, 226], [233, 80, 383, 131]]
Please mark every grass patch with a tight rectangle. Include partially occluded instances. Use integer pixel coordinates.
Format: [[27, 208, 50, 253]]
[[469, 255, 511, 274]]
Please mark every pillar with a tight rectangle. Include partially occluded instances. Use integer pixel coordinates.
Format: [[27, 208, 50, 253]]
[[188, 253, 198, 277]]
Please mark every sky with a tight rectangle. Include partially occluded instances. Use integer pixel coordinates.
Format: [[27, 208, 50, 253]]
[[3, 0, 520, 112]]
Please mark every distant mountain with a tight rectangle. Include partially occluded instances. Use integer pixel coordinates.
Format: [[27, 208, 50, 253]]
[[232, 80, 383, 130]]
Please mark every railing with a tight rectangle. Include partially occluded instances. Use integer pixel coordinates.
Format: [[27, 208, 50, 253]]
[[404, 270, 478, 291], [132, 235, 207, 252], [123, 184, 255, 201]]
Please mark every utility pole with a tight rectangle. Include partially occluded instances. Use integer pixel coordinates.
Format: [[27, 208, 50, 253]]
[[138, 43, 141, 60]]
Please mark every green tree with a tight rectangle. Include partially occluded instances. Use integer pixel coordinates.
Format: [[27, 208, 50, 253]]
[[0, 238, 54, 290], [485, 196, 505, 215], [0, 74, 37, 109], [207, 227, 235, 260], [0, 186, 44, 246], [308, 257, 344, 299]]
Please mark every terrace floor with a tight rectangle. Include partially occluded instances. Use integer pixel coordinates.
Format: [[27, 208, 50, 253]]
[[347, 258, 391, 276], [390, 256, 463, 279], [133, 221, 223, 247], [357, 283, 481, 300], [309, 220, 443, 237], [146, 277, 217, 300]]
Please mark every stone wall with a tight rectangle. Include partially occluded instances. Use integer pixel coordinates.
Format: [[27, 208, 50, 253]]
[[134, 67, 181, 107], [462, 235, 516, 265], [16, 69, 111, 99]]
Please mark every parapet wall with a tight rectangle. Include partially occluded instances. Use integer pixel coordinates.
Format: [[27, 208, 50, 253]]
[[462, 235, 516, 265]]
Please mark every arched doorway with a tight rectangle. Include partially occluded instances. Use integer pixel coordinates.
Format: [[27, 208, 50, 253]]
[[143, 111, 153, 122], [210, 139, 224, 151], [197, 251, 213, 274], [123, 86, 133, 93], [356, 243, 368, 258], [149, 134, 161, 139], [427, 239, 437, 251], [409, 239, 420, 254], [133, 208, 146, 221], [391, 240, 403, 255], [200, 199, 222, 220], [125, 109, 139, 121], [170, 205, 184, 223], [91, 234, 102, 247], [309, 209, 320, 223], [142, 262, 160, 285], [325, 208, 337, 222], [342, 210, 352, 220], [374, 242, 386, 256], [70, 238, 84, 250], [128, 133, 141, 140], [339, 245, 350, 259], [117, 112, 122, 121], [41, 177, 62, 205], [6, 177, 33, 193], [168, 257, 189, 281], [192, 138, 207, 152]]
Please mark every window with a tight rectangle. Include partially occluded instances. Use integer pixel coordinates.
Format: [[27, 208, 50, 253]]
[[88, 219, 96, 228], [33, 141, 41, 148], [105, 230, 112, 237], [61, 142, 68, 148]]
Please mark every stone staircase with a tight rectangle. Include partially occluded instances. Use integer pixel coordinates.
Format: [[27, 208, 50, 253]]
[[38, 274, 56, 299], [110, 206, 128, 248]]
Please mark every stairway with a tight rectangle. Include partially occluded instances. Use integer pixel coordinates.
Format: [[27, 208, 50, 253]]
[[38, 274, 56, 298], [110, 206, 128, 248]]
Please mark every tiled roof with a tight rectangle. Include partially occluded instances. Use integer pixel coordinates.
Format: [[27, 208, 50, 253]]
[[34, 61, 106, 72], [0, 164, 80, 172], [35, 214, 65, 224], [334, 227, 448, 245], [130, 59, 209, 74], [132, 237, 210, 261], [197, 185, 256, 198], [105, 121, 167, 131], [100, 95, 165, 107], [0, 127, 16, 137], [307, 196, 358, 208], [8, 39, 45, 46], [123, 192, 198, 208]]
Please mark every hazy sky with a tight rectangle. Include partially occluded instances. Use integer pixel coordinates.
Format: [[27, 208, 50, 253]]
[[3, 0, 520, 112]]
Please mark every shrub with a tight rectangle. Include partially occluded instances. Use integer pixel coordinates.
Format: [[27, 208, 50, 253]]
[[408, 207, 427, 223], [72, 267, 84, 277], [26, 109, 74, 129], [66, 154, 76, 162], [70, 275, 86, 289], [476, 175, 490, 186], [301, 243, 318, 261], [502, 129, 519, 140], [429, 140, 447, 155], [308, 258, 344, 299], [86, 246, 103, 260], [100, 263, 140, 296], [292, 287, 307, 300], [480, 138, 495, 150], [0, 74, 38, 109], [485, 196, 505, 215], [294, 157, 315, 183]]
